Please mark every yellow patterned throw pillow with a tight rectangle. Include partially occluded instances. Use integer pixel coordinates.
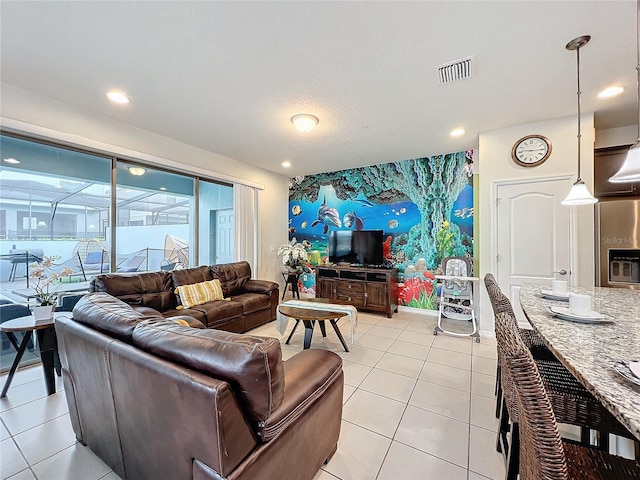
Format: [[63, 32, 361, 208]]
[[175, 279, 225, 309], [172, 319, 191, 327]]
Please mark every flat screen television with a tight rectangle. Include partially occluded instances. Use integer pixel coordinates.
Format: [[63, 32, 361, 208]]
[[328, 230, 384, 266]]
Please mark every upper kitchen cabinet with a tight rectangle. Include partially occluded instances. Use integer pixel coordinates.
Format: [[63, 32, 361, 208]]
[[594, 146, 640, 199]]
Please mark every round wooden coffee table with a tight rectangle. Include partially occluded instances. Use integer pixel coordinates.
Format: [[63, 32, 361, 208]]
[[0, 312, 67, 397], [278, 303, 350, 352]]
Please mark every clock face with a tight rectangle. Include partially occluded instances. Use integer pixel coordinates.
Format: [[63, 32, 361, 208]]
[[511, 135, 552, 167]]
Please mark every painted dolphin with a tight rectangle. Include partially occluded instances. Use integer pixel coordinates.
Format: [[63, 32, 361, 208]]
[[311, 196, 341, 234], [351, 196, 375, 208], [343, 210, 364, 230]]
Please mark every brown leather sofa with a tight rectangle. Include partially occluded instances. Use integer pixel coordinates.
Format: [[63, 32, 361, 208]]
[[55, 293, 344, 480], [90, 261, 279, 332]]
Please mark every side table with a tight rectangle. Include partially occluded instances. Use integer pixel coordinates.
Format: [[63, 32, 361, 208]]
[[281, 271, 301, 300], [0, 312, 66, 397]]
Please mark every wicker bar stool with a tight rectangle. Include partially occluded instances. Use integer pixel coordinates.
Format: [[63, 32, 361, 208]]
[[484, 273, 555, 420], [503, 324, 640, 479], [495, 311, 637, 480]]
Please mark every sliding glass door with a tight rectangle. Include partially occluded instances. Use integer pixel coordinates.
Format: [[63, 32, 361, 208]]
[[115, 162, 194, 272]]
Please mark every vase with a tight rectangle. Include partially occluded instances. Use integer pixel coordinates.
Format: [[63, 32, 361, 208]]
[[286, 265, 302, 274], [33, 305, 54, 322]]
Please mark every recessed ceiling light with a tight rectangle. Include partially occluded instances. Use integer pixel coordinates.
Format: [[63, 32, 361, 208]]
[[3, 157, 20, 164], [450, 128, 465, 137], [159, 187, 167, 191], [107, 90, 130, 104], [597, 86, 624, 99], [128, 166, 146, 176], [291, 114, 319, 133], [281, 161, 292, 168]]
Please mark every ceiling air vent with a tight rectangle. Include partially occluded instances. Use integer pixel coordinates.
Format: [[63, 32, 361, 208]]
[[436, 55, 475, 84]]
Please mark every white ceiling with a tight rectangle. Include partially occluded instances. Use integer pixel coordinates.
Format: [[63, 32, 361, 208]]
[[0, 1, 636, 177]]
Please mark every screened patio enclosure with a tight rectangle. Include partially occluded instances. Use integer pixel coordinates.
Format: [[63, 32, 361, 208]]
[[0, 133, 234, 283]]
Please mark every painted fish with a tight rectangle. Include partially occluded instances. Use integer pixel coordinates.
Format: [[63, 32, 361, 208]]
[[343, 210, 364, 230], [289, 227, 296, 233], [388, 219, 399, 229], [292, 205, 302, 216], [454, 207, 474, 219], [301, 221, 308, 229], [399, 207, 406, 214], [311, 196, 342, 234]]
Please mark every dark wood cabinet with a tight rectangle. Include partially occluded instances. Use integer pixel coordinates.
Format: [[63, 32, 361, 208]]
[[315, 266, 398, 317]]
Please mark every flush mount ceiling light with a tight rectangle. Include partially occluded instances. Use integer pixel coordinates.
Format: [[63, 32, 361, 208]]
[[596, 86, 624, 99], [107, 90, 130, 104], [128, 166, 146, 176], [561, 35, 598, 206], [450, 128, 465, 137], [610, 0, 640, 183], [291, 114, 319, 133], [281, 161, 292, 168], [3, 157, 20, 164]]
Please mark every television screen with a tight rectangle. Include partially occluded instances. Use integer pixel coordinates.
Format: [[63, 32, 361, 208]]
[[328, 230, 384, 266]]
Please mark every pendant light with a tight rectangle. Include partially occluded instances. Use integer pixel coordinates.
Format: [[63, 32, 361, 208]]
[[610, 0, 640, 183], [561, 35, 598, 206]]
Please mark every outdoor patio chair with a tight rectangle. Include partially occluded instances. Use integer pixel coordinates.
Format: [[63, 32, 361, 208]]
[[83, 250, 109, 273], [117, 255, 146, 273]]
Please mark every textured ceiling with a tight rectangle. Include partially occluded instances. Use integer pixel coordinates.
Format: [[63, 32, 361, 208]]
[[0, 1, 636, 176]]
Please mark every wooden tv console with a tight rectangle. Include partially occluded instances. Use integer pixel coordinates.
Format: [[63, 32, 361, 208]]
[[315, 265, 398, 318]]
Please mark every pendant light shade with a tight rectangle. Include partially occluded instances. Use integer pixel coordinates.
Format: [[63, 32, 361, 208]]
[[610, 143, 640, 182], [561, 35, 598, 206], [610, 0, 640, 183], [561, 181, 598, 205]]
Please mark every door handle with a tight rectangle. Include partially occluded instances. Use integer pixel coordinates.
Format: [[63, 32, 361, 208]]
[[553, 269, 567, 276]]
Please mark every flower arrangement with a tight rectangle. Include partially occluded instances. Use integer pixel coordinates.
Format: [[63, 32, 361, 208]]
[[276, 239, 310, 272], [29, 255, 73, 305]]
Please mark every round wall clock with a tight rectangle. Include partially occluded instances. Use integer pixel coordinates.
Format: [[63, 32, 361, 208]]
[[511, 135, 552, 167]]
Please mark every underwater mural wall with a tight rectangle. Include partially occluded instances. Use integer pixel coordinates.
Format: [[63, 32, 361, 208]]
[[287, 150, 474, 311]]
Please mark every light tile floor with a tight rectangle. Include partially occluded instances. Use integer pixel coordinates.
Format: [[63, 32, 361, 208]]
[[0, 309, 505, 480]]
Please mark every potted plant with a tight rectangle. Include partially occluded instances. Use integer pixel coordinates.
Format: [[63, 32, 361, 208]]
[[276, 239, 310, 273], [30, 255, 73, 319]]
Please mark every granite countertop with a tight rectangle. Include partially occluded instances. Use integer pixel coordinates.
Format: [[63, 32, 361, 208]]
[[519, 283, 640, 441]]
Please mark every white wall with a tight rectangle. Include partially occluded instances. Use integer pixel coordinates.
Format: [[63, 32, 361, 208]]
[[0, 83, 290, 285], [477, 114, 596, 336]]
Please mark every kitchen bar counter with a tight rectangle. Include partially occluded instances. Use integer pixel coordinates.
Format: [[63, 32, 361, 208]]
[[519, 283, 640, 440]]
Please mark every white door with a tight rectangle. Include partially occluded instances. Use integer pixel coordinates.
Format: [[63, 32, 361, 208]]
[[496, 178, 572, 322], [214, 209, 234, 264]]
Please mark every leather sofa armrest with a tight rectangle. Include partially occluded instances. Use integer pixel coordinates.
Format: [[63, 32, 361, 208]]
[[257, 349, 343, 442], [243, 279, 279, 294]]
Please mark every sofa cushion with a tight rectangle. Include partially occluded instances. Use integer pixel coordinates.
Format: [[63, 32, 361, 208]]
[[171, 266, 213, 287], [91, 271, 176, 311], [229, 292, 271, 315], [175, 279, 225, 308], [210, 261, 251, 296], [186, 300, 244, 328], [132, 321, 285, 424], [72, 292, 163, 343]]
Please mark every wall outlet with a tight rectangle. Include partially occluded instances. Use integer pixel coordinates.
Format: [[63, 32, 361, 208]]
[[270, 245, 275, 252]]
